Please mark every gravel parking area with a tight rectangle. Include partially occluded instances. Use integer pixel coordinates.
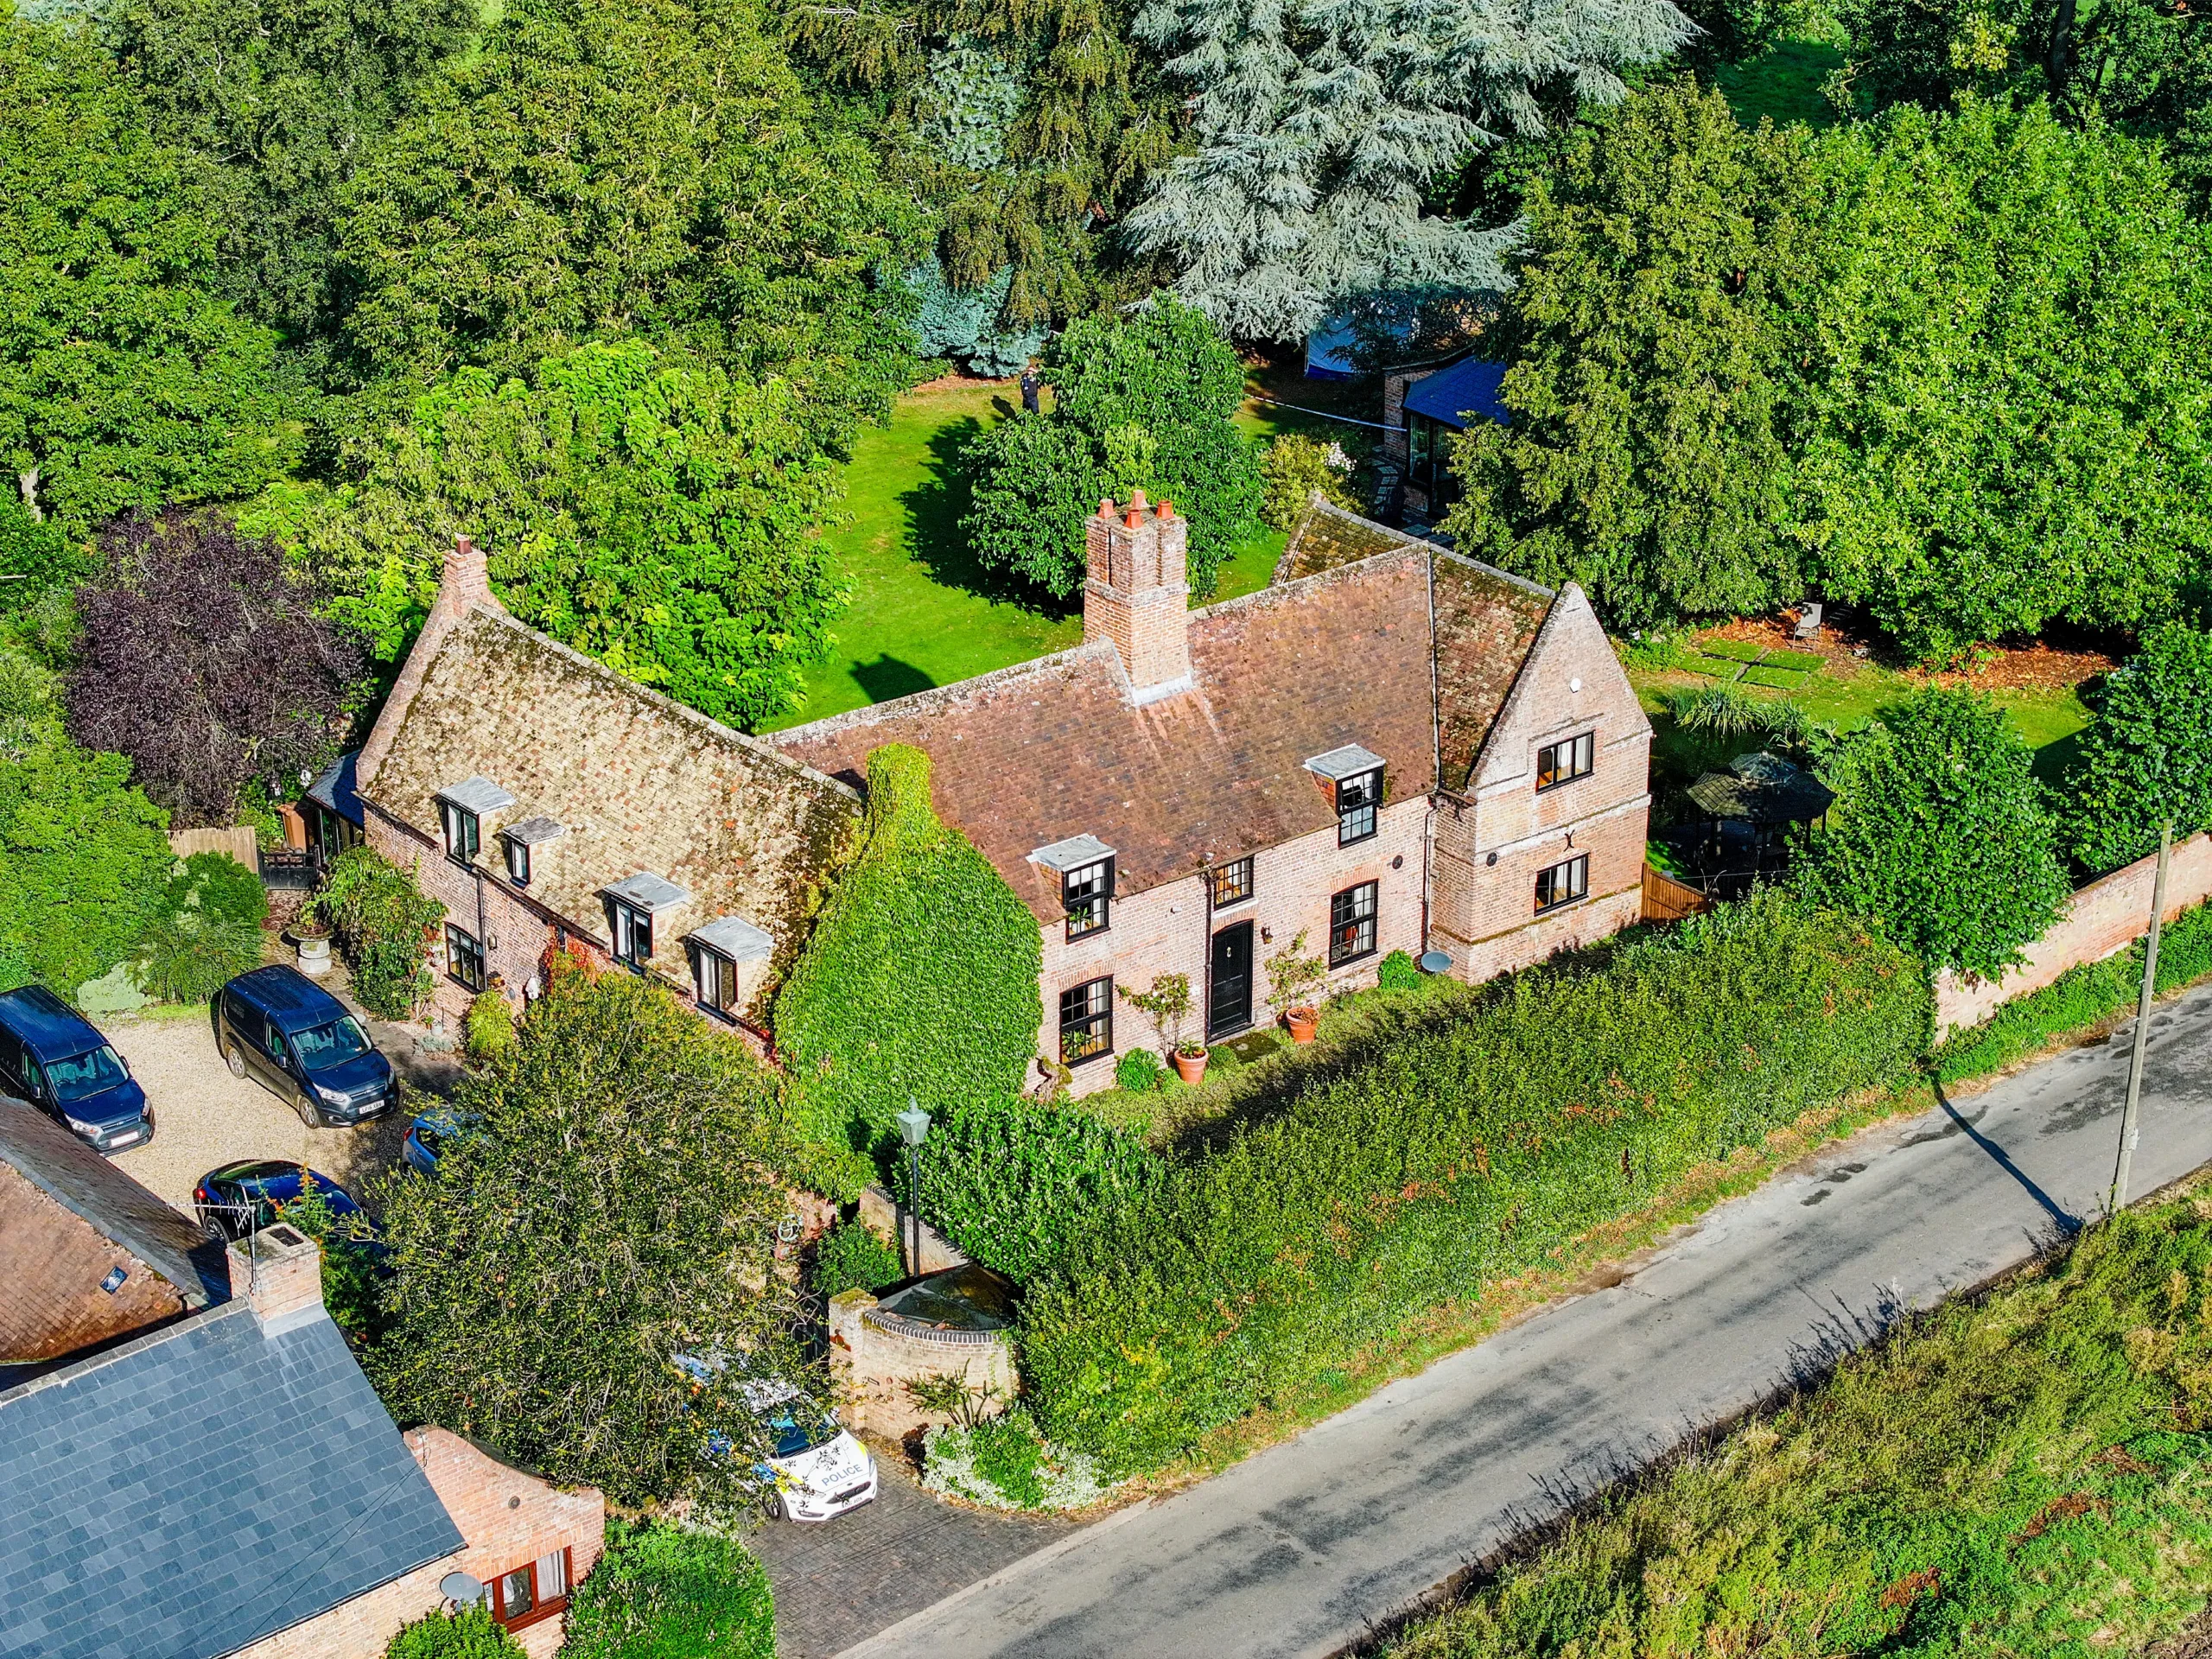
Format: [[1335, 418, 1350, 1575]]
[[101, 987, 430, 1219]]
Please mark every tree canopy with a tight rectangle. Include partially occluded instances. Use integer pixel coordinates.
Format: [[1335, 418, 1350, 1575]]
[[0, 12, 300, 533], [337, 0, 918, 448], [1794, 690, 2070, 982], [2061, 625, 2212, 878], [372, 957, 810, 1504]]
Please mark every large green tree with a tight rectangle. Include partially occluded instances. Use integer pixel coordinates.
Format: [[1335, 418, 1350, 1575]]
[[1442, 79, 1827, 632], [245, 340, 845, 728], [108, 0, 475, 357], [373, 958, 810, 1504], [960, 298, 1262, 598], [0, 10, 299, 532], [338, 0, 918, 446], [2061, 625, 2212, 877], [1798, 99, 2212, 662], [1795, 690, 2070, 982]]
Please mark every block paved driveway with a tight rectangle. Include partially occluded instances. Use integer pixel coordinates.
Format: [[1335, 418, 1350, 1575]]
[[842, 982, 2212, 1659]]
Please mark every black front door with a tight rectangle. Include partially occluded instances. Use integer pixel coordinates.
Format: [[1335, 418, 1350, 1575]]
[[1209, 920, 1254, 1039]]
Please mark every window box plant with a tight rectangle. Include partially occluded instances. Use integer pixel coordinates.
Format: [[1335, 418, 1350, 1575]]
[[1265, 931, 1326, 1043]]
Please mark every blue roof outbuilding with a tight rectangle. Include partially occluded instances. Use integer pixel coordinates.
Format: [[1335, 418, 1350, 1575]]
[[1403, 358, 1509, 429], [305, 751, 364, 829], [0, 1300, 463, 1659]]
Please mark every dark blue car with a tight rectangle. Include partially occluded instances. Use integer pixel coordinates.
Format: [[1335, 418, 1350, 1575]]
[[218, 965, 395, 1128], [402, 1109, 481, 1176], [0, 985, 153, 1154], [192, 1160, 371, 1241]]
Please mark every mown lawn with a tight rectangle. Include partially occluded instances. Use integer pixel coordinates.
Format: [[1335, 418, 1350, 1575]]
[[766, 378, 1297, 731], [1716, 34, 1853, 130]]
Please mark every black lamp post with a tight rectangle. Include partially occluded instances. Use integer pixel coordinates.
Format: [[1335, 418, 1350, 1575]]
[[895, 1099, 931, 1276]]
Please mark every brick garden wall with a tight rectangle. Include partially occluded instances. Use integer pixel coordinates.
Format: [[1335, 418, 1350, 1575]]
[[828, 1288, 1019, 1446], [1935, 830, 2212, 1037]]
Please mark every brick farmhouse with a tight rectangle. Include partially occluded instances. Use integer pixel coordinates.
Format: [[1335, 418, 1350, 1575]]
[[356, 493, 1649, 1094]]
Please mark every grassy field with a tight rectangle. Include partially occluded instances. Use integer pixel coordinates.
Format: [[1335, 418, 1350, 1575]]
[[766, 379, 1296, 731], [1715, 35, 1853, 129], [1384, 1188, 2212, 1659]]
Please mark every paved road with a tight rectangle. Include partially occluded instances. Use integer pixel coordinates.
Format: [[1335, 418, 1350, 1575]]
[[848, 982, 2212, 1659]]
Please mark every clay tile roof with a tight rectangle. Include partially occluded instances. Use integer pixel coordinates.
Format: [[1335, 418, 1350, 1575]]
[[774, 543, 1500, 924], [1272, 499, 1423, 583], [1430, 551, 1555, 791]]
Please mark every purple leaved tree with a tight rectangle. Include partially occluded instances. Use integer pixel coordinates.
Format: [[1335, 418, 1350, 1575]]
[[66, 512, 366, 828]]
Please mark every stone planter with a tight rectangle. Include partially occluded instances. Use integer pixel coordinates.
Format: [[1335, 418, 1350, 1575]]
[[1286, 1007, 1319, 1044], [292, 930, 333, 978], [1173, 1047, 1209, 1085]]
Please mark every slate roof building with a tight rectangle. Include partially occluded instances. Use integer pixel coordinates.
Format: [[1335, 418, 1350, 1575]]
[[360, 493, 1650, 1095], [1379, 353, 1510, 521]]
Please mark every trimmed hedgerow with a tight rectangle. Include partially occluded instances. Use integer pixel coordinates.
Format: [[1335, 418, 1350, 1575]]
[[1019, 890, 1930, 1474], [810, 1219, 904, 1298], [775, 744, 1042, 1156], [559, 1519, 774, 1659], [895, 1095, 1164, 1285]]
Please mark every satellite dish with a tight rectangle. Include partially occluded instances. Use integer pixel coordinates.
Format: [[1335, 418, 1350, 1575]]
[[1418, 950, 1454, 976], [439, 1572, 485, 1605]]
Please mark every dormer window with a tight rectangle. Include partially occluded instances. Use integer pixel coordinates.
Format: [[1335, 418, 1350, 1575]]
[[496, 815, 564, 890], [603, 872, 689, 973], [688, 916, 772, 1024], [434, 777, 516, 866], [502, 836, 530, 887], [1304, 744, 1386, 848], [1030, 834, 1116, 943]]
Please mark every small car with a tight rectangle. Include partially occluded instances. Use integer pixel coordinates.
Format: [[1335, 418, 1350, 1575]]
[[741, 1378, 879, 1522], [218, 965, 395, 1128], [0, 984, 154, 1154], [193, 1160, 367, 1240], [401, 1109, 481, 1176]]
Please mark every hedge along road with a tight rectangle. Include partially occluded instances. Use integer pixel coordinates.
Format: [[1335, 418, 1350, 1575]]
[[844, 982, 2212, 1659]]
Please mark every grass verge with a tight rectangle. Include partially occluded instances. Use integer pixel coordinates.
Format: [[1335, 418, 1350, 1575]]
[[1376, 1183, 2212, 1657]]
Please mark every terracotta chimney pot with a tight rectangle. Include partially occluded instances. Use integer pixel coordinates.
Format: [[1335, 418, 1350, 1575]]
[[1099, 498, 1116, 518], [1157, 500, 1174, 521], [1129, 488, 1149, 512]]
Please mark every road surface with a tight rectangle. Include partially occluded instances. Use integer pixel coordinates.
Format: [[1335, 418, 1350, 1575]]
[[847, 982, 2212, 1659]]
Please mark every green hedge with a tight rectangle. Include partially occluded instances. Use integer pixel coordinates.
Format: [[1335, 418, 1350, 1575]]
[[897, 1096, 1163, 1285], [775, 744, 1042, 1158], [559, 1520, 774, 1659], [810, 1218, 903, 1298], [311, 845, 442, 1020], [1019, 891, 1931, 1473]]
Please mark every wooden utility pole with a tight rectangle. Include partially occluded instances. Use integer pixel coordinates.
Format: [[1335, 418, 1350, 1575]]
[[2110, 821, 2174, 1218]]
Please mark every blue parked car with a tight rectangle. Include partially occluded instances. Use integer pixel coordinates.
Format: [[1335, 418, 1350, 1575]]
[[401, 1109, 481, 1176], [0, 984, 153, 1154], [192, 1160, 372, 1241], [218, 965, 396, 1128]]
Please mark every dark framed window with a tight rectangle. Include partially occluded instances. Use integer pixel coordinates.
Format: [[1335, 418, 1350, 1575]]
[[1336, 767, 1382, 846], [1535, 855, 1590, 914], [1535, 732, 1596, 792], [489, 1548, 571, 1632], [1058, 977, 1113, 1065], [439, 800, 480, 863], [1406, 411, 1461, 507], [444, 924, 486, 992], [1209, 856, 1255, 909], [1063, 858, 1113, 941], [1329, 881, 1378, 966], [694, 945, 738, 1020], [611, 900, 652, 969], [500, 834, 531, 887]]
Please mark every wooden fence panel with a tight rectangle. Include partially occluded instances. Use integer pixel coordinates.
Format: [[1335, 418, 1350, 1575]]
[[1641, 862, 1712, 925], [168, 826, 259, 865]]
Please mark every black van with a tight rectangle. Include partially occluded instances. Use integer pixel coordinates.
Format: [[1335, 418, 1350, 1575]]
[[217, 965, 395, 1128]]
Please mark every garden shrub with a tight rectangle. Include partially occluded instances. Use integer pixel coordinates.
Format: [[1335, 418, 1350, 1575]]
[[898, 1095, 1164, 1285], [810, 1219, 904, 1298], [1384, 1197, 2212, 1657], [1116, 1047, 1166, 1094], [1020, 890, 1929, 1472], [1376, 949, 1422, 992], [1259, 433, 1357, 532], [775, 744, 1042, 1157], [2063, 624, 2212, 878], [310, 846, 443, 1020], [384, 1605, 522, 1658], [132, 912, 264, 1003], [463, 990, 514, 1061], [168, 851, 268, 931], [559, 1519, 775, 1659], [923, 1409, 1112, 1511], [1794, 689, 2070, 982]]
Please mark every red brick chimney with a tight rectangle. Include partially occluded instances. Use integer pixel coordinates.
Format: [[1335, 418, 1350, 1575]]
[[1084, 491, 1191, 702], [442, 532, 493, 620], [226, 1224, 327, 1338]]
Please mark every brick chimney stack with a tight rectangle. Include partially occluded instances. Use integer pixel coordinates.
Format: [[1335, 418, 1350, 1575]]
[[442, 532, 493, 620], [226, 1225, 327, 1338], [1084, 491, 1192, 703]]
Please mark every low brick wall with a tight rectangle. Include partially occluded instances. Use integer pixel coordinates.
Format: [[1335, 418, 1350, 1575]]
[[1936, 831, 2212, 1037], [828, 1287, 1018, 1446], [857, 1185, 967, 1276]]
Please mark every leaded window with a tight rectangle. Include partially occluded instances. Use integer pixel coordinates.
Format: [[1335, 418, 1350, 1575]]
[[1058, 977, 1113, 1065], [1064, 858, 1113, 940], [1329, 881, 1378, 966], [1336, 767, 1382, 847]]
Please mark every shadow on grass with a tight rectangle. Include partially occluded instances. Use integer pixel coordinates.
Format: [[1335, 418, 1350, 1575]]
[[899, 414, 1078, 620], [850, 653, 937, 702]]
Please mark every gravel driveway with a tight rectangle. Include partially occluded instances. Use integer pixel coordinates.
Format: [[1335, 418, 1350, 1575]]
[[104, 1002, 416, 1217]]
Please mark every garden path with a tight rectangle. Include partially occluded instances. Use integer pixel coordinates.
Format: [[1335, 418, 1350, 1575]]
[[840, 982, 2212, 1658]]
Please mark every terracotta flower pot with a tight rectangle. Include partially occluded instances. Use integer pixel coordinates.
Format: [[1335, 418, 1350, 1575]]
[[1173, 1047, 1210, 1085], [1286, 1007, 1319, 1044]]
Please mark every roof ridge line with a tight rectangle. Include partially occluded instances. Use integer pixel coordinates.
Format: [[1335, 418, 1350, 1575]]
[[1198, 540, 1431, 622], [768, 638, 1126, 742]]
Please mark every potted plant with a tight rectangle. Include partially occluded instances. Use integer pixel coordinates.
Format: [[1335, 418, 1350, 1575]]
[[288, 899, 334, 978], [1265, 931, 1326, 1043], [1117, 973, 1209, 1085]]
